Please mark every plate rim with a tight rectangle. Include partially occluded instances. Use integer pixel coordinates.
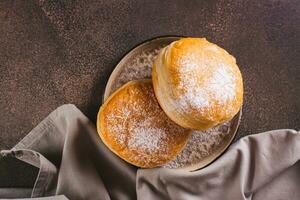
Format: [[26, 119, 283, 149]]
[[103, 35, 183, 102]]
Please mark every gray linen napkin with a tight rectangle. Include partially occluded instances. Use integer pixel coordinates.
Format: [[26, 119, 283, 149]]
[[0, 104, 299, 200]]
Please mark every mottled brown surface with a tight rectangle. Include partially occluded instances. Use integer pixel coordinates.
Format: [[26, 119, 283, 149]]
[[0, 0, 299, 187]]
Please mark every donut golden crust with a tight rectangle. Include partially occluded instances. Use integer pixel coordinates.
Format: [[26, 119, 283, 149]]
[[97, 80, 191, 168], [152, 38, 243, 130]]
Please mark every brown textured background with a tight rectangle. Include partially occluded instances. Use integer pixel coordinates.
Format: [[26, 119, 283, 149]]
[[0, 0, 299, 188]]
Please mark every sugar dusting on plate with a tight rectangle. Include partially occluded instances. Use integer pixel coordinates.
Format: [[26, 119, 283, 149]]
[[105, 39, 238, 170], [109, 46, 162, 94], [164, 121, 231, 169]]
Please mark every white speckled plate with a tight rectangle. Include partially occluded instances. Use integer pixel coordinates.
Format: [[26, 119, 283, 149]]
[[103, 36, 242, 172]]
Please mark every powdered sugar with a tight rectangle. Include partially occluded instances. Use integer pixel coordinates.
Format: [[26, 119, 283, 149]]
[[128, 127, 167, 151], [176, 58, 237, 112], [205, 66, 236, 102], [105, 112, 128, 145]]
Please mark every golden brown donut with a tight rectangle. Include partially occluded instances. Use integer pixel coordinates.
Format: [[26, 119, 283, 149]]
[[152, 38, 243, 130], [97, 80, 191, 168]]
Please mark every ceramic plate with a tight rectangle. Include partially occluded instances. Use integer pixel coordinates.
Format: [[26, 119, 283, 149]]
[[103, 36, 241, 171]]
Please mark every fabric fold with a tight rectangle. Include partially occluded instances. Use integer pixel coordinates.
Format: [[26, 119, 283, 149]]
[[0, 104, 137, 200], [0, 149, 58, 197], [0, 104, 299, 200]]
